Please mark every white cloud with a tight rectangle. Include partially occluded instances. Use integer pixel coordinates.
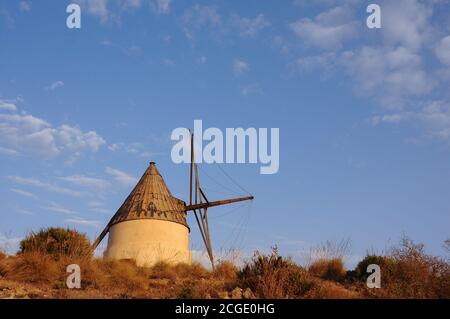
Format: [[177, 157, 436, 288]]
[[382, 0, 433, 51], [162, 58, 176, 67], [197, 56, 207, 64], [181, 5, 271, 42], [153, 0, 171, 14], [123, 0, 142, 9], [290, 0, 446, 141], [87, 201, 111, 214], [108, 142, 145, 154], [435, 35, 450, 66], [296, 52, 337, 75], [290, 6, 357, 49], [181, 5, 222, 41], [76, 0, 109, 23], [105, 167, 137, 186], [233, 59, 249, 76], [0, 234, 21, 255], [374, 101, 450, 140], [8, 176, 83, 197], [241, 83, 262, 96], [231, 13, 270, 38], [45, 80, 64, 91], [45, 202, 76, 215], [19, 1, 32, 12], [108, 143, 124, 151], [0, 110, 105, 159], [0, 146, 18, 156], [418, 101, 450, 139], [340, 46, 433, 108], [60, 175, 111, 190], [0, 100, 17, 111], [66, 218, 101, 228], [56, 125, 105, 153], [15, 207, 35, 215], [10, 188, 38, 200]]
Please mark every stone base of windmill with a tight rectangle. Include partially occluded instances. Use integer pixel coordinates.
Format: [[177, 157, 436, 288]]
[[103, 219, 191, 267]]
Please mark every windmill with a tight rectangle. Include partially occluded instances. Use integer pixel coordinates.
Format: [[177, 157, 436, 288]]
[[92, 131, 253, 269]]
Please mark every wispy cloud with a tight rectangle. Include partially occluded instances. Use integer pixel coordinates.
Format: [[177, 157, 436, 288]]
[[45, 80, 64, 91], [10, 188, 38, 200], [105, 167, 137, 186], [180, 4, 222, 41], [66, 217, 101, 228], [44, 202, 76, 215], [233, 59, 249, 76], [75, 0, 110, 24], [19, 1, 32, 13], [241, 83, 262, 96], [0, 146, 19, 156], [230, 13, 270, 38], [153, 0, 171, 15], [8, 176, 83, 197], [0, 234, 21, 254], [60, 175, 111, 190], [162, 58, 176, 67], [15, 207, 35, 215], [0, 99, 17, 111]]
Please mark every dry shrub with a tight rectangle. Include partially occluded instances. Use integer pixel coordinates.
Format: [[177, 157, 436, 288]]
[[176, 280, 201, 299], [309, 280, 360, 299], [173, 262, 209, 280], [0, 252, 61, 284], [214, 261, 238, 282], [101, 259, 150, 293], [20, 228, 92, 259], [365, 237, 450, 299], [150, 261, 178, 281], [0, 251, 6, 261], [308, 258, 346, 282], [238, 247, 317, 298], [150, 261, 209, 282]]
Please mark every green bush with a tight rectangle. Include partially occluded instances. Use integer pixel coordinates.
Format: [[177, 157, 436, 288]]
[[19, 227, 92, 259], [354, 255, 388, 281]]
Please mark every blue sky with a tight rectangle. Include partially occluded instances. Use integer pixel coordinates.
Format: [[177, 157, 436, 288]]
[[1, 0, 449, 267]]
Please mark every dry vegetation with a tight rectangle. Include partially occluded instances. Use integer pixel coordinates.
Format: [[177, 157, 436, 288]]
[[0, 228, 448, 299]]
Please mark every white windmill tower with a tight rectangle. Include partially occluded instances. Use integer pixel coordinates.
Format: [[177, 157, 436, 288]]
[[92, 132, 253, 268]]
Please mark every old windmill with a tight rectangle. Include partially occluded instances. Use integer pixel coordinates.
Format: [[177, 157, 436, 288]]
[[91, 131, 253, 268]]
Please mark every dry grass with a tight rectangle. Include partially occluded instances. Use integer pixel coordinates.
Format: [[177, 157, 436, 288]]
[[0, 252, 61, 285], [214, 261, 238, 282], [307, 239, 351, 265], [0, 236, 448, 299], [308, 258, 346, 282]]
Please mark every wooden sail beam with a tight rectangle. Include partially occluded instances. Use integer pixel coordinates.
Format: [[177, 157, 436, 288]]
[[186, 196, 254, 211], [91, 226, 109, 250]]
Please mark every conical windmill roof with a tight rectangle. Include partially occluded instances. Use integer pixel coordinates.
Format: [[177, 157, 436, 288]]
[[108, 162, 188, 228]]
